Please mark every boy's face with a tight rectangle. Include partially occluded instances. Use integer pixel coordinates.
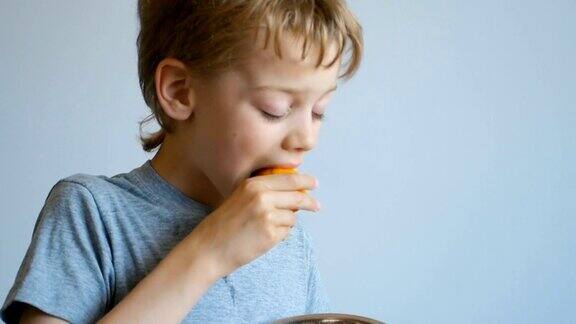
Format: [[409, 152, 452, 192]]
[[172, 33, 340, 207]]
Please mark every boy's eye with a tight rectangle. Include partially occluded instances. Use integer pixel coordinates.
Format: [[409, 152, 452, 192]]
[[259, 109, 288, 121], [259, 110, 326, 122]]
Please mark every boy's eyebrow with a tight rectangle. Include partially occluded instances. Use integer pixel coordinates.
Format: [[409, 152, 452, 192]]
[[252, 84, 338, 96]]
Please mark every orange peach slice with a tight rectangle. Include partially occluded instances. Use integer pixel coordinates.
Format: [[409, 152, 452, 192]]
[[252, 167, 308, 194]]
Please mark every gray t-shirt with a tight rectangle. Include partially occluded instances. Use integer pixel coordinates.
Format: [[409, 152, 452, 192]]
[[1, 160, 331, 323]]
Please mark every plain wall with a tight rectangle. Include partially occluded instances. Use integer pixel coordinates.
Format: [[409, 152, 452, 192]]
[[1, 1, 574, 323]]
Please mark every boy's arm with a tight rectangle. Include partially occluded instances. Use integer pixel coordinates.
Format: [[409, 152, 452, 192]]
[[17, 232, 221, 324], [19, 246, 219, 324], [96, 236, 222, 323], [18, 239, 221, 324], [20, 306, 67, 324], [3, 179, 225, 324]]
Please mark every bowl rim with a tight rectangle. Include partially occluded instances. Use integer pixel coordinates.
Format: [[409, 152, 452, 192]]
[[272, 312, 385, 324]]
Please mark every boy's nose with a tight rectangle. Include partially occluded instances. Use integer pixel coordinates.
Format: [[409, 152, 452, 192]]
[[281, 116, 317, 153]]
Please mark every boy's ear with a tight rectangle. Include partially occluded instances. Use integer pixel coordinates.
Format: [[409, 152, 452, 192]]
[[154, 58, 196, 121]]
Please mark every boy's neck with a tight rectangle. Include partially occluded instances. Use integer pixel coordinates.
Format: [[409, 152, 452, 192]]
[[150, 137, 223, 210]]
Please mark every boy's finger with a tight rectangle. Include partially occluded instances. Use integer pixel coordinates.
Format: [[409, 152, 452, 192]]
[[255, 174, 318, 192], [270, 191, 320, 212], [270, 209, 298, 227]]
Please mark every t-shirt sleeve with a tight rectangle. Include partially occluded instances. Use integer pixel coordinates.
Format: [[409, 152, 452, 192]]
[[303, 229, 332, 314], [1, 180, 114, 324]]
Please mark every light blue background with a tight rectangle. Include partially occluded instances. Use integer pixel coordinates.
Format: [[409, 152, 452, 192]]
[[1, 1, 574, 323]]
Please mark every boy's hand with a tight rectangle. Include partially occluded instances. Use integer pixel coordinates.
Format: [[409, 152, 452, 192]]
[[186, 173, 320, 278]]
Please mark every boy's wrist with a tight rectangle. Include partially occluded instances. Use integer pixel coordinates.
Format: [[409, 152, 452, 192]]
[[174, 234, 226, 284]]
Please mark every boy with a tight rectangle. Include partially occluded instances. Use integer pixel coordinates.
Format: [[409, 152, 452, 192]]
[[1, 1, 363, 323]]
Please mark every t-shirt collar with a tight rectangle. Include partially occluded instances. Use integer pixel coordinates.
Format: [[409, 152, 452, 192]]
[[133, 159, 215, 214]]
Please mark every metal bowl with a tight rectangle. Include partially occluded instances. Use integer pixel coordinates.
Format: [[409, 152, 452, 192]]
[[272, 313, 385, 324]]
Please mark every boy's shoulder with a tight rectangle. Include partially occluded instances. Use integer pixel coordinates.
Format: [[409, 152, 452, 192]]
[[42, 173, 105, 201], [59, 172, 109, 189], [54, 168, 137, 197], [42, 169, 141, 216], [61, 166, 133, 186]]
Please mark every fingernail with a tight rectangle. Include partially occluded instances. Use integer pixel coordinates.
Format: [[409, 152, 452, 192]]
[[315, 178, 320, 187]]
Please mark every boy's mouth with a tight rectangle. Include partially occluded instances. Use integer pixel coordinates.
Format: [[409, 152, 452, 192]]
[[249, 164, 301, 178], [249, 167, 266, 178]]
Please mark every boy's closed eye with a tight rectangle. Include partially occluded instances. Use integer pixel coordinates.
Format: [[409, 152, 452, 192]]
[[259, 109, 327, 122], [252, 91, 333, 122]]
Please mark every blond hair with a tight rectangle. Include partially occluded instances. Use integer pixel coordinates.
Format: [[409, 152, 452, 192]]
[[137, 0, 364, 152]]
